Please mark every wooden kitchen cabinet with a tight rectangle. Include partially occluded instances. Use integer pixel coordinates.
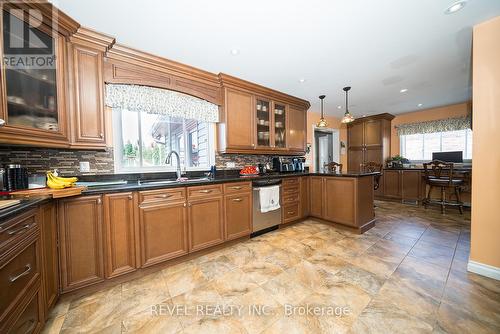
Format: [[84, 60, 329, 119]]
[[219, 88, 255, 151], [224, 192, 252, 241], [347, 113, 394, 171], [288, 106, 307, 152], [58, 195, 105, 292], [188, 196, 225, 252], [401, 170, 424, 202], [0, 7, 74, 147], [138, 189, 189, 268], [103, 192, 138, 278], [39, 202, 59, 317], [383, 170, 402, 199], [218, 73, 309, 155], [67, 28, 114, 149], [310, 177, 324, 218], [323, 177, 356, 227]]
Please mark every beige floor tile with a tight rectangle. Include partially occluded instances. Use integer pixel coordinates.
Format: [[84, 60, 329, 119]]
[[239, 260, 284, 285], [435, 302, 500, 334], [212, 268, 260, 302], [261, 270, 312, 305], [327, 266, 386, 296], [164, 266, 210, 298], [198, 255, 237, 280]]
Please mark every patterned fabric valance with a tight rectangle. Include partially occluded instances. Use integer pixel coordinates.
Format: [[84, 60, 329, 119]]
[[105, 84, 219, 123], [396, 115, 471, 136]]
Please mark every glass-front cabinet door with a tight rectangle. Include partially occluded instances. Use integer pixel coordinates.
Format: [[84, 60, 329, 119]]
[[255, 98, 271, 147], [0, 9, 67, 142], [273, 102, 287, 148]]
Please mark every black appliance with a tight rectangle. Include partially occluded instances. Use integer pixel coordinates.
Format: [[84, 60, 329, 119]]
[[432, 151, 463, 163], [5, 164, 29, 191], [272, 157, 295, 172], [292, 157, 306, 172]]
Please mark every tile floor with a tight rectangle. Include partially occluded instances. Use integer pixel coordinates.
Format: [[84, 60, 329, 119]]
[[42, 201, 500, 334]]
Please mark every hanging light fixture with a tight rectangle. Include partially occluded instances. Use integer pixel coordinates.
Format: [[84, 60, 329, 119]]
[[317, 95, 327, 127], [341, 86, 355, 124]]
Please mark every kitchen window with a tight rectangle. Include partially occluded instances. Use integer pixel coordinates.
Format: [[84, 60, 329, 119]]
[[400, 129, 472, 161], [113, 109, 215, 173]]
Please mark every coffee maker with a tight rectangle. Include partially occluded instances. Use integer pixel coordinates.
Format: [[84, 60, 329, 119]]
[[272, 157, 295, 172]]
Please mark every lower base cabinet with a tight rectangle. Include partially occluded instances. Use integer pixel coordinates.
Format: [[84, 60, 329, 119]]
[[310, 177, 323, 218], [224, 192, 252, 241], [6, 284, 44, 334], [188, 197, 224, 252], [138, 200, 188, 268], [103, 192, 138, 278], [58, 195, 105, 292], [300, 177, 310, 218], [323, 177, 356, 227]]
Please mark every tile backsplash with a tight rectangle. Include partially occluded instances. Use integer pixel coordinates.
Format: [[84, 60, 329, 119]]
[[0, 146, 302, 176], [0, 147, 114, 175]]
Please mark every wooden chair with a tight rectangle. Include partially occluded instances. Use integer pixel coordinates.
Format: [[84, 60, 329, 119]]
[[324, 162, 343, 173], [423, 160, 464, 214], [362, 161, 383, 190]]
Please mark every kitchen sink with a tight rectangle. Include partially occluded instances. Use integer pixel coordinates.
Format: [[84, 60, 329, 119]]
[[138, 177, 210, 186]]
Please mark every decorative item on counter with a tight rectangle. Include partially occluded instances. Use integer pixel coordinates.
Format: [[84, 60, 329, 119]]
[[46, 170, 78, 189], [239, 165, 259, 176], [210, 165, 217, 178], [317, 95, 328, 127], [341, 86, 355, 124], [386, 155, 410, 168]]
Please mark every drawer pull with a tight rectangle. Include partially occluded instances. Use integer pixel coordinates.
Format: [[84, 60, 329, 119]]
[[232, 198, 243, 202], [9, 264, 32, 283], [6, 224, 32, 235], [155, 194, 172, 199], [287, 211, 295, 215], [199, 189, 213, 193], [230, 186, 242, 190]]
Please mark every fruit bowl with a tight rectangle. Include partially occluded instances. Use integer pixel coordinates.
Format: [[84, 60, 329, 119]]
[[239, 166, 259, 176]]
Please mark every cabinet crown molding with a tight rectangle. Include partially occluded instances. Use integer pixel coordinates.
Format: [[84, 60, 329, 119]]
[[348, 113, 395, 125], [219, 73, 310, 109], [70, 27, 115, 52]]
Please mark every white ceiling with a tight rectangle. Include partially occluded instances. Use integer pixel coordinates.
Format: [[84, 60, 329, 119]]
[[52, 0, 500, 117]]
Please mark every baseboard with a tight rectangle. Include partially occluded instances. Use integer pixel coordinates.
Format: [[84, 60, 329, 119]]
[[467, 260, 500, 280]]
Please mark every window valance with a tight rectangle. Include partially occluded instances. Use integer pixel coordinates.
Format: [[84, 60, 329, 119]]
[[396, 115, 471, 136], [105, 84, 219, 123]]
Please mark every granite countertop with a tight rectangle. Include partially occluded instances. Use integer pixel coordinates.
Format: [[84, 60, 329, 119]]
[[0, 171, 380, 219]]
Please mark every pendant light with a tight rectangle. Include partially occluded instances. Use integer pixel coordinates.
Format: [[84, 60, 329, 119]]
[[341, 86, 355, 124], [317, 95, 327, 127]]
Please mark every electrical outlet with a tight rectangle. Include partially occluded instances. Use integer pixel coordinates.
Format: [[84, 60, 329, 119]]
[[79, 161, 90, 173], [226, 162, 236, 168]]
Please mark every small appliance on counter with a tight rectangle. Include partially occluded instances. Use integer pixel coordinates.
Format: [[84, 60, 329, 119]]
[[4, 164, 29, 191], [272, 157, 305, 173]]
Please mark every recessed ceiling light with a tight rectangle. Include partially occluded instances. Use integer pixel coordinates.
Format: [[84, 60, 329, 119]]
[[418, 103, 423, 107], [230, 49, 240, 55], [400, 88, 408, 93], [445, 1, 466, 14], [299, 78, 306, 83], [337, 105, 342, 109]]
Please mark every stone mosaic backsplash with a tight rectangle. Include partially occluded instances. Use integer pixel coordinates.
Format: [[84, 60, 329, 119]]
[[0, 147, 114, 175], [0, 146, 303, 176]]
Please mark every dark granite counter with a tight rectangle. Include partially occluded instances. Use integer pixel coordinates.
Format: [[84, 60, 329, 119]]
[[0, 171, 380, 219]]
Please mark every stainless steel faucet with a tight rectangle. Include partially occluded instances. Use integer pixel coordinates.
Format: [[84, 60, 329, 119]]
[[166, 150, 182, 180]]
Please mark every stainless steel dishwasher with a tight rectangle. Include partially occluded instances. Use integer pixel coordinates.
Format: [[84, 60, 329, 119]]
[[251, 179, 282, 237]]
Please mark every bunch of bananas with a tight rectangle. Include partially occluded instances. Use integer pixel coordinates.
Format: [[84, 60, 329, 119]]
[[46, 171, 78, 189]]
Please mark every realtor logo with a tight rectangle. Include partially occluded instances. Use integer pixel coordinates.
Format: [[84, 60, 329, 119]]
[[2, 4, 56, 69]]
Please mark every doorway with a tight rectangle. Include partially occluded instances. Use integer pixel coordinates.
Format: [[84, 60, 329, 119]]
[[314, 127, 340, 172]]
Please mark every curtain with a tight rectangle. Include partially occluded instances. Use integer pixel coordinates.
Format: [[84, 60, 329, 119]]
[[105, 84, 219, 123], [396, 115, 471, 136]]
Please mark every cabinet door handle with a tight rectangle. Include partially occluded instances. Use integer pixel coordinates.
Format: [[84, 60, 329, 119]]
[[99, 133, 104, 138], [97, 198, 102, 205], [0, 119, 5, 127], [230, 186, 242, 190], [199, 189, 212, 193], [128, 195, 133, 200], [5, 223, 32, 235], [183, 203, 187, 207], [232, 198, 243, 202], [9, 264, 32, 283], [155, 194, 172, 199]]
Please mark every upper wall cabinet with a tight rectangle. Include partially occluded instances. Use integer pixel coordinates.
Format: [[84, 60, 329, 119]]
[[0, 3, 78, 147], [218, 73, 309, 155], [67, 28, 114, 149]]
